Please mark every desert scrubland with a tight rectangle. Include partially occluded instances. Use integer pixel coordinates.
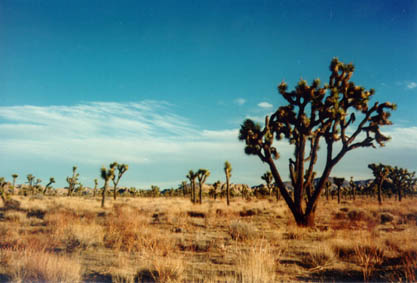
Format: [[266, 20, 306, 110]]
[[0, 195, 416, 282]]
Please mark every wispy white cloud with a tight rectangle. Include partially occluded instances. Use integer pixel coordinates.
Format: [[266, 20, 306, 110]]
[[0, 101, 269, 187], [257, 102, 273, 109], [1, 101, 415, 189], [234, 98, 246, 106], [407, 82, 417, 89]]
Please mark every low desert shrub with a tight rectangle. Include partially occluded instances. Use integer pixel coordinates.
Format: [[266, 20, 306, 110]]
[[380, 212, 394, 224], [354, 244, 385, 282], [303, 245, 335, 269], [229, 221, 257, 241], [236, 241, 279, 282], [5, 248, 81, 283]]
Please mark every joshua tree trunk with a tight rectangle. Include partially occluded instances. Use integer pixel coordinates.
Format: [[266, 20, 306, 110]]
[[337, 186, 341, 204], [101, 182, 108, 208], [226, 176, 230, 206], [199, 183, 202, 204], [113, 183, 118, 200], [275, 186, 280, 201], [192, 180, 196, 203], [190, 182, 194, 202], [377, 179, 383, 205], [11, 179, 16, 196], [325, 186, 329, 201], [398, 186, 402, 202]]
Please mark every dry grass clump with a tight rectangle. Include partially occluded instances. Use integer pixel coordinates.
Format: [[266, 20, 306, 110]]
[[3, 248, 81, 283], [148, 256, 184, 282], [354, 243, 385, 281], [331, 238, 357, 261], [104, 204, 175, 256], [303, 245, 335, 269], [229, 220, 258, 241], [235, 240, 280, 282]]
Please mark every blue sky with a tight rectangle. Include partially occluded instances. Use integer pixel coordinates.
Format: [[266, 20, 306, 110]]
[[0, 1, 416, 188]]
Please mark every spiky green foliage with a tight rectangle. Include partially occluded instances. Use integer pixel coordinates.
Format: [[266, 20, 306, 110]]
[[66, 166, 79, 196], [101, 166, 115, 208], [368, 163, 391, 204], [224, 161, 232, 206], [239, 58, 395, 226], [110, 162, 129, 200], [186, 170, 197, 203], [196, 169, 210, 204], [43, 177, 55, 195]]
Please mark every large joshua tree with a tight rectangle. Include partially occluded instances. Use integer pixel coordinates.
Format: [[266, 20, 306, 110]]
[[239, 58, 396, 226], [224, 161, 232, 206], [196, 169, 210, 204], [66, 166, 79, 196], [186, 170, 197, 203], [101, 166, 115, 208], [368, 163, 391, 204], [110, 162, 129, 200]]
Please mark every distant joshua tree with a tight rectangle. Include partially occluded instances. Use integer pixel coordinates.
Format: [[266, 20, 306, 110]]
[[239, 58, 395, 226], [186, 170, 197, 203], [33, 178, 42, 194], [93, 179, 98, 197], [261, 171, 273, 196], [110, 162, 129, 200], [66, 166, 79, 196], [26, 174, 35, 195], [11, 174, 18, 195], [368, 163, 390, 204], [43, 177, 55, 195], [211, 181, 221, 200], [0, 177, 8, 202], [100, 166, 115, 208], [389, 166, 416, 202], [349, 177, 356, 201], [325, 180, 331, 201], [333, 177, 345, 204], [151, 185, 160, 197], [196, 169, 210, 204], [224, 161, 232, 206], [181, 181, 188, 197]]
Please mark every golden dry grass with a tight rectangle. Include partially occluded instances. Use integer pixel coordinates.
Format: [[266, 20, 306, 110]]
[[0, 195, 416, 282]]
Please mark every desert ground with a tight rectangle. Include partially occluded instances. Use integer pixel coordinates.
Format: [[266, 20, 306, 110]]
[[0, 195, 416, 282]]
